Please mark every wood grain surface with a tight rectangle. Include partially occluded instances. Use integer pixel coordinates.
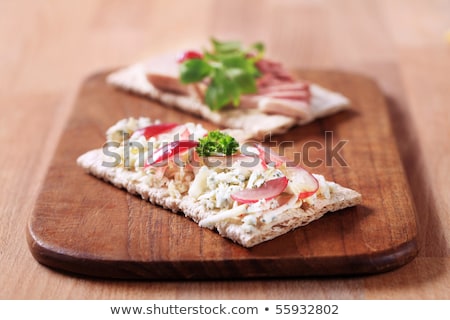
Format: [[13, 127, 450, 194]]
[[27, 70, 417, 279], [1, 0, 449, 298]]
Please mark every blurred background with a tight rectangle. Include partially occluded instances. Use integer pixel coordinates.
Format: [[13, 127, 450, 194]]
[[1, 0, 448, 299]]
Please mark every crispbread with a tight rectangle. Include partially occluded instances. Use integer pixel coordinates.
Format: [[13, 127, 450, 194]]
[[212, 187, 361, 247], [106, 63, 350, 139], [77, 148, 362, 248]]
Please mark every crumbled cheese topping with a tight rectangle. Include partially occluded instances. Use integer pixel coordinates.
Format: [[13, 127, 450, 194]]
[[104, 117, 337, 230], [304, 173, 333, 204], [197, 166, 249, 210], [247, 198, 279, 213], [106, 117, 153, 142]]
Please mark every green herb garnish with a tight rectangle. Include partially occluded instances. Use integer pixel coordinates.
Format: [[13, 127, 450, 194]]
[[180, 38, 265, 111], [196, 130, 239, 156]]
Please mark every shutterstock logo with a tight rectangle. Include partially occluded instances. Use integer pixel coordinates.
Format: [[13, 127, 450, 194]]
[[101, 131, 349, 168], [262, 131, 349, 167]]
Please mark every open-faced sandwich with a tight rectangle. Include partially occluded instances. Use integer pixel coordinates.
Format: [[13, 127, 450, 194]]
[[77, 117, 362, 248], [107, 39, 350, 139]]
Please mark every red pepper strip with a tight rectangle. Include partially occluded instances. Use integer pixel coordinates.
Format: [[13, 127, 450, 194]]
[[145, 140, 198, 167], [177, 50, 203, 63], [132, 123, 179, 140]]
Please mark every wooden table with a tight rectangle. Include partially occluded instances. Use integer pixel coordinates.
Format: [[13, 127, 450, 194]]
[[1, 0, 448, 299]]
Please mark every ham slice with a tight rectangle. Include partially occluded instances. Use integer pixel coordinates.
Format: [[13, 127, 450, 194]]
[[144, 55, 314, 120], [144, 54, 186, 94], [106, 54, 350, 138], [257, 82, 309, 94], [145, 54, 206, 100]]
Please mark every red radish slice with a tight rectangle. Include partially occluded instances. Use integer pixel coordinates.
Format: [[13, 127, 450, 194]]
[[284, 166, 319, 199], [254, 144, 286, 168], [146, 140, 198, 167], [253, 143, 318, 199], [132, 123, 178, 140], [231, 176, 288, 204]]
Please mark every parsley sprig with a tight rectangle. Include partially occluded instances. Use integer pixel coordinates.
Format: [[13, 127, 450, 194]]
[[196, 130, 239, 156], [179, 38, 265, 111]]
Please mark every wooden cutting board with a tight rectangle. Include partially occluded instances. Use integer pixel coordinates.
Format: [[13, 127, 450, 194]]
[[27, 69, 418, 279]]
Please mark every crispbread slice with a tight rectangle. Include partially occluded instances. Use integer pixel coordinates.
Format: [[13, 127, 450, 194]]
[[77, 148, 362, 248], [212, 187, 361, 247], [106, 63, 350, 139]]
